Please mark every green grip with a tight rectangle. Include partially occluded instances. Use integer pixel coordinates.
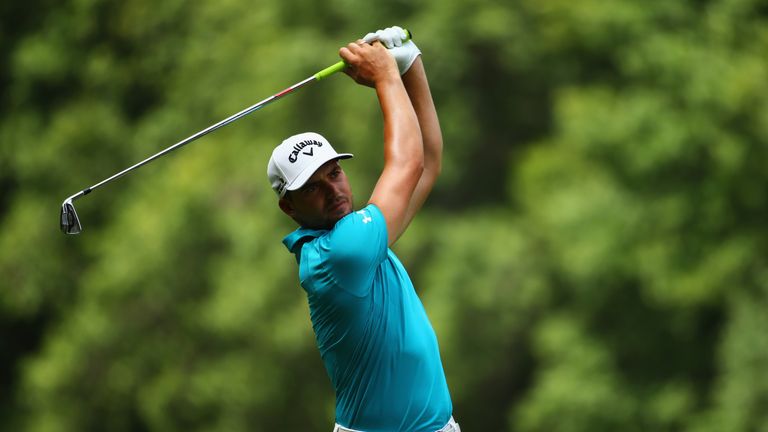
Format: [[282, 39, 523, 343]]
[[313, 28, 412, 81], [315, 61, 346, 81]]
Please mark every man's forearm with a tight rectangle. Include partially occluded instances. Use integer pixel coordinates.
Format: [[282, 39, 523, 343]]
[[403, 57, 442, 177], [376, 74, 423, 172], [401, 56, 443, 224], [368, 59, 424, 245]]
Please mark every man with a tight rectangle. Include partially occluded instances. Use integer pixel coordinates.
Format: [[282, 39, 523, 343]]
[[267, 27, 458, 432]]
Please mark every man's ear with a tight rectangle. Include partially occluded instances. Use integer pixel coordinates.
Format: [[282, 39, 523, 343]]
[[278, 197, 295, 217]]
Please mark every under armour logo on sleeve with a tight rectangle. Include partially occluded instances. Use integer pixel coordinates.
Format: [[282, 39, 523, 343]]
[[356, 210, 372, 224]]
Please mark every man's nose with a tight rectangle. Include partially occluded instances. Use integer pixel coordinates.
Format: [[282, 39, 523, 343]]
[[325, 182, 341, 198]]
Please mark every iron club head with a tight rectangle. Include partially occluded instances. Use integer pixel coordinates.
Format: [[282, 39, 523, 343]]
[[60, 199, 82, 234]]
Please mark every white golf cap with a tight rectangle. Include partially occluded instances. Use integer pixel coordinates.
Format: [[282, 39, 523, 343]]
[[267, 132, 353, 197]]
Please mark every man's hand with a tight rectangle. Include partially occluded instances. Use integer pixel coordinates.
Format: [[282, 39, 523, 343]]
[[339, 40, 400, 88], [363, 26, 421, 76]]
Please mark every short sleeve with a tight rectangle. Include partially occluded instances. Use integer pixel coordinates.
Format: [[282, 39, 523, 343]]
[[300, 204, 388, 297]]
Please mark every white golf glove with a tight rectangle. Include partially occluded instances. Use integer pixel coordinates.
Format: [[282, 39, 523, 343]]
[[363, 26, 421, 75]]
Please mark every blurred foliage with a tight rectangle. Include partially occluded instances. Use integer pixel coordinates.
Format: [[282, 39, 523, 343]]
[[1, 0, 768, 430]]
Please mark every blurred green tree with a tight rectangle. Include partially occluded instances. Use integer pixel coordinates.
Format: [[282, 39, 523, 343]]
[[1, 0, 767, 431]]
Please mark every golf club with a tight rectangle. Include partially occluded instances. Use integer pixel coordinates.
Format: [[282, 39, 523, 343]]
[[60, 30, 411, 234]]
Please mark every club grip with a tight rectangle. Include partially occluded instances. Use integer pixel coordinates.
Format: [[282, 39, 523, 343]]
[[315, 61, 346, 80], [314, 28, 412, 81]]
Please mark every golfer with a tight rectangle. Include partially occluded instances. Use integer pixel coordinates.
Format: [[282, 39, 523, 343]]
[[267, 27, 458, 432]]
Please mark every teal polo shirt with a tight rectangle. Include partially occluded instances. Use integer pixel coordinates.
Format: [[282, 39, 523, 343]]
[[283, 204, 452, 432]]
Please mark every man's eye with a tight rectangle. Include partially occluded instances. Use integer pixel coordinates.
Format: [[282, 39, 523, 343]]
[[303, 185, 317, 194], [330, 169, 340, 178]]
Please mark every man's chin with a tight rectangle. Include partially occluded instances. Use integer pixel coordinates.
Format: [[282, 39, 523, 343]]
[[332, 207, 352, 222], [324, 205, 350, 227]]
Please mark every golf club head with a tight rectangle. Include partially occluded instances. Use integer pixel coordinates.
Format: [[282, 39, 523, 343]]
[[60, 200, 82, 234]]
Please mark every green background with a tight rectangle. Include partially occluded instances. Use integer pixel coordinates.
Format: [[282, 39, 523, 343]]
[[2, 0, 768, 430]]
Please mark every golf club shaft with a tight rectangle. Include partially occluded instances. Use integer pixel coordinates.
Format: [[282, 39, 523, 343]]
[[67, 74, 326, 203], [64, 29, 411, 204]]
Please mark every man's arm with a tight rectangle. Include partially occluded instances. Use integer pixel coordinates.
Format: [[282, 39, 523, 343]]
[[340, 41, 424, 247], [400, 56, 443, 230], [360, 27, 443, 242]]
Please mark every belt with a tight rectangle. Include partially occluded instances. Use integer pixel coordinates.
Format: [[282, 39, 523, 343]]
[[333, 416, 460, 432]]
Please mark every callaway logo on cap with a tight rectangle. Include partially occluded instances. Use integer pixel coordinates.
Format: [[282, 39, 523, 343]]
[[267, 132, 353, 197]]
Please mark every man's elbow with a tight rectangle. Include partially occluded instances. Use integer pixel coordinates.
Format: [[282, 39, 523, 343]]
[[402, 136, 425, 176], [406, 157, 425, 180]]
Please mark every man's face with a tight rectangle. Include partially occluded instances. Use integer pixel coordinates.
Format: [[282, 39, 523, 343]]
[[279, 160, 354, 230]]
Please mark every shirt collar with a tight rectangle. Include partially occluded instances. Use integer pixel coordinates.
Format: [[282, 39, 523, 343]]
[[282, 227, 328, 254]]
